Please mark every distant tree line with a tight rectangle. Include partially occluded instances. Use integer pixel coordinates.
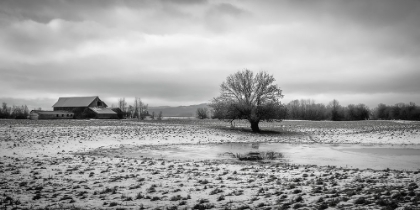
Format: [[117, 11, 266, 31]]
[[0, 102, 30, 119], [372, 102, 420, 120], [204, 98, 420, 122], [285, 99, 369, 121], [284, 99, 420, 121]]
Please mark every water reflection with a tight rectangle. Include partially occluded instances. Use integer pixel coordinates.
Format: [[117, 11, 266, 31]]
[[218, 151, 285, 161], [132, 143, 420, 170]]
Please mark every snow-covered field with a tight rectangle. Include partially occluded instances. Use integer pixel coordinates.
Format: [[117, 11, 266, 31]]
[[1, 119, 420, 209]]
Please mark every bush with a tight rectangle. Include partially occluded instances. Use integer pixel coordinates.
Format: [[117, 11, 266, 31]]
[[196, 107, 209, 119]]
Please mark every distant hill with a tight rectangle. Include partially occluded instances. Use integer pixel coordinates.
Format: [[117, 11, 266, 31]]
[[148, 103, 210, 117]]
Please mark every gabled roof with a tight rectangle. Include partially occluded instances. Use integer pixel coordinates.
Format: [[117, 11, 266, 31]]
[[89, 107, 117, 115], [52, 96, 98, 108]]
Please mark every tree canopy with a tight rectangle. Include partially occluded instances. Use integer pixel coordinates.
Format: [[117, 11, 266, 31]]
[[210, 69, 285, 132]]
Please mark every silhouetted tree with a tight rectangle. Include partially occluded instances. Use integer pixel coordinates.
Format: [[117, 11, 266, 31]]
[[372, 102, 420, 120], [0, 102, 10, 118], [127, 105, 134, 118], [0, 103, 29, 119], [157, 111, 163, 120], [286, 99, 327, 120], [329, 99, 343, 121], [134, 98, 148, 120], [196, 107, 209, 119], [118, 98, 127, 117], [210, 69, 285, 132]]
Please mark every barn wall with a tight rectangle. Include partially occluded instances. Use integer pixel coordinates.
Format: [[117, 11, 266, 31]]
[[53, 107, 87, 118], [39, 113, 73, 119], [54, 107, 75, 112], [30, 114, 39, 120], [29, 113, 74, 120], [96, 114, 118, 119]]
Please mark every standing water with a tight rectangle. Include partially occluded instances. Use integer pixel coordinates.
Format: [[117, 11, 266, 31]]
[[132, 143, 420, 170]]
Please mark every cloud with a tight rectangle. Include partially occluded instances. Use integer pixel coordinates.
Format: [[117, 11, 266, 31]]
[[0, 0, 420, 109]]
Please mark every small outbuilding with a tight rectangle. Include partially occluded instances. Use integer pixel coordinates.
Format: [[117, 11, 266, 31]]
[[89, 107, 118, 119], [30, 110, 74, 120]]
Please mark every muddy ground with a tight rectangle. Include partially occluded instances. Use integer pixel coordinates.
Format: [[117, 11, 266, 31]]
[[1, 119, 420, 209]]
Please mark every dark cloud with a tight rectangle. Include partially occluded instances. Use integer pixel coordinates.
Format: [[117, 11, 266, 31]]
[[161, 0, 207, 5], [208, 3, 246, 17], [1, 0, 420, 108]]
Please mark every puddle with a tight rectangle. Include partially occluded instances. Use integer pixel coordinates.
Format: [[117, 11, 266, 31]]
[[129, 143, 420, 170]]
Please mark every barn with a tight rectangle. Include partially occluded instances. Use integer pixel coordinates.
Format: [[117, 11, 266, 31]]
[[30, 110, 74, 120], [52, 96, 118, 119], [53, 96, 107, 111]]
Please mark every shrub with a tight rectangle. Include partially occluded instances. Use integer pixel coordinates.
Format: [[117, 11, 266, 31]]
[[170, 195, 182, 201], [196, 107, 209, 119], [109, 202, 119, 207]]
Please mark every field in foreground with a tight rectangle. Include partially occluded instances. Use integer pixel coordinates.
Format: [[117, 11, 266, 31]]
[[1, 119, 420, 209]]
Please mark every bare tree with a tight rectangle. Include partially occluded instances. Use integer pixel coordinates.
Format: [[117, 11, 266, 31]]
[[157, 111, 163, 120], [134, 98, 148, 120], [196, 107, 209, 119], [328, 99, 342, 121], [210, 69, 284, 132], [134, 98, 139, 119], [118, 98, 127, 117], [0, 102, 11, 118], [127, 105, 134, 118]]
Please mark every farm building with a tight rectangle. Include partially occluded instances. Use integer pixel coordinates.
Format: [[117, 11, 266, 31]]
[[30, 110, 74, 120], [52, 96, 119, 119], [53, 96, 107, 111], [89, 107, 118, 119]]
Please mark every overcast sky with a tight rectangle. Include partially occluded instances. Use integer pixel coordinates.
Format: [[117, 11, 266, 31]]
[[1, 0, 419, 110]]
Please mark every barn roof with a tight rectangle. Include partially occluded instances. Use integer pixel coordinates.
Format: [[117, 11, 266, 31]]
[[89, 107, 117, 115], [52, 96, 99, 108]]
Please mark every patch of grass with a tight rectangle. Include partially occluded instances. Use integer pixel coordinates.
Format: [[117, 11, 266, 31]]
[[294, 195, 303, 202], [193, 203, 214, 209], [100, 186, 117, 194], [354, 196, 370, 205], [129, 183, 142, 190], [217, 194, 225, 201], [198, 179, 210, 185], [147, 185, 156, 193], [151, 196, 160, 201], [293, 203, 306, 209], [209, 188, 223, 195], [170, 195, 182, 201], [122, 195, 133, 201], [293, 189, 302, 194], [109, 201, 118, 207], [32, 194, 41, 200], [256, 202, 266, 207], [135, 192, 143, 199], [326, 198, 340, 207]]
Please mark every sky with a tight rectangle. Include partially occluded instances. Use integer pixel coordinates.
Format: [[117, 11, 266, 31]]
[[1, 0, 419, 110]]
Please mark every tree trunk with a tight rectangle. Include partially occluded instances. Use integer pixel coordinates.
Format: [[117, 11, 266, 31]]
[[250, 120, 260, 132]]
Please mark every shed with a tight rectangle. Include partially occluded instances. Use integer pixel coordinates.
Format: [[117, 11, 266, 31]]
[[30, 110, 74, 120], [89, 107, 118, 119]]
